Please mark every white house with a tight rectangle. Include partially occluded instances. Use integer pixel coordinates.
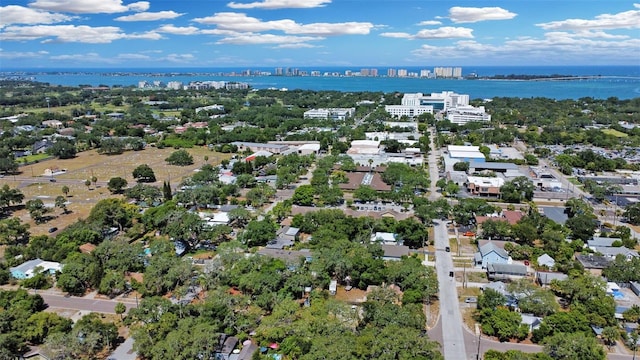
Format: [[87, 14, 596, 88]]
[[371, 232, 398, 245], [10, 258, 61, 279], [537, 253, 556, 268]]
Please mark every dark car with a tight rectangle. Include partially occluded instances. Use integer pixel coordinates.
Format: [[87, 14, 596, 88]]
[[48, 227, 58, 233], [449, 271, 454, 277], [445, 246, 450, 252], [49, 178, 56, 182]]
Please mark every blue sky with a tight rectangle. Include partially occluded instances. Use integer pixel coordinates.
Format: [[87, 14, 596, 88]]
[[1, 0, 639, 68]]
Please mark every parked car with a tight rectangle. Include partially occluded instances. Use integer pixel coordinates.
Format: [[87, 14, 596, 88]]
[[48, 227, 58, 233], [463, 231, 476, 237], [465, 297, 477, 303]]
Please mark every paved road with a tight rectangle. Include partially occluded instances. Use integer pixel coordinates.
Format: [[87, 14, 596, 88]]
[[39, 293, 138, 314], [433, 219, 467, 360]]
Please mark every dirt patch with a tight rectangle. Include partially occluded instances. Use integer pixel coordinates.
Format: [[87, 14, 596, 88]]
[[1, 148, 231, 236], [334, 286, 367, 303]]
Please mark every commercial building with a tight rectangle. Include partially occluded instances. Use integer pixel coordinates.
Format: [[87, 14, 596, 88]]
[[447, 145, 486, 163], [446, 105, 491, 125], [467, 176, 505, 197], [303, 108, 356, 121]]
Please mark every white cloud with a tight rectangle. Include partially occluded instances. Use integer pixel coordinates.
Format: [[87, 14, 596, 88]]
[[0, 24, 161, 43], [380, 32, 412, 39], [414, 27, 474, 39], [116, 53, 151, 60], [449, 6, 517, 23], [163, 53, 195, 63], [29, 0, 150, 14], [537, 6, 640, 31], [115, 11, 184, 22], [155, 24, 201, 35], [0, 49, 48, 59], [410, 33, 640, 64], [194, 12, 373, 36], [227, 0, 330, 9], [417, 20, 442, 26], [273, 42, 318, 48], [381, 27, 473, 40], [0, 5, 73, 27], [216, 33, 322, 45]]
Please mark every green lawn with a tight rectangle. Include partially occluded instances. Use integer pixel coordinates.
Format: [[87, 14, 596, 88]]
[[20, 153, 52, 163], [602, 128, 628, 138]]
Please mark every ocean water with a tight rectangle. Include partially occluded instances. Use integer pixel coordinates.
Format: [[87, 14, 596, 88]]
[[3, 65, 640, 100]]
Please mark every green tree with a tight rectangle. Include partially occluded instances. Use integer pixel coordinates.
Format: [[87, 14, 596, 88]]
[[500, 176, 535, 203], [47, 139, 76, 159], [565, 214, 597, 241], [0, 148, 18, 174], [87, 198, 138, 231], [0, 184, 24, 213], [132, 164, 156, 183], [625, 203, 640, 225], [353, 185, 377, 202], [453, 161, 469, 172], [162, 180, 172, 201], [165, 149, 194, 166], [61, 185, 70, 197], [97, 138, 124, 155], [292, 184, 315, 206], [107, 176, 128, 194], [54, 195, 67, 214], [26, 199, 49, 223], [115, 302, 126, 320], [241, 218, 278, 247], [542, 332, 605, 360], [24, 312, 72, 344], [0, 217, 30, 245]]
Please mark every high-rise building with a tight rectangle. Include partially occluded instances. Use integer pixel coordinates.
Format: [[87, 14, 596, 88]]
[[387, 68, 397, 77], [370, 68, 378, 77], [397, 69, 408, 77]]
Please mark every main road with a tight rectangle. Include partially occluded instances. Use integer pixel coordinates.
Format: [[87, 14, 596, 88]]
[[432, 219, 468, 359], [426, 127, 468, 359]]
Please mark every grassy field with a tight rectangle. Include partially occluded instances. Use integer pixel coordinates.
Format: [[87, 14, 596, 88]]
[[21, 153, 52, 163], [2, 147, 231, 236], [602, 128, 629, 138]]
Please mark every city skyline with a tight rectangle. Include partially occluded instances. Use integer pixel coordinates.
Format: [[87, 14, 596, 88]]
[[1, 0, 639, 69]]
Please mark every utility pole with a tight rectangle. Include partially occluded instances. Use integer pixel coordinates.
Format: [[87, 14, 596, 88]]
[[476, 331, 482, 360]]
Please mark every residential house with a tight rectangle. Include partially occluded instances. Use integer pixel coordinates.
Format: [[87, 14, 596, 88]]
[[79, 243, 97, 254], [592, 246, 639, 260], [631, 281, 640, 297], [10, 258, 61, 279], [42, 120, 63, 129], [474, 241, 509, 268], [237, 340, 259, 360], [487, 263, 528, 281], [32, 140, 53, 154], [575, 254, 612, 275], [521, 314, 543, 332], [217, 335, 239, 360], [537, 253, 556, 269], [381, 244, 411, 261], [535, 271, 568, 286], [371, 232, 398, 245], [480, 281, 508, 296], [588, 237, 621, 248]]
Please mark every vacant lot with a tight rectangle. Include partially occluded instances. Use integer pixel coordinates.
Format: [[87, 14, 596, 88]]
[[1, 147, 231, 236]]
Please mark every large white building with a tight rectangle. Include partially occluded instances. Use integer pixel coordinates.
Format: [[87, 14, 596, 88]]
[[303, 108, 355, 121], [385, 91, 470, 118], [446, 105, 491, 125]]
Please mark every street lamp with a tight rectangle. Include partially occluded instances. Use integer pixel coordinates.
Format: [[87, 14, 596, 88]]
[[476, 331, 482, 360]]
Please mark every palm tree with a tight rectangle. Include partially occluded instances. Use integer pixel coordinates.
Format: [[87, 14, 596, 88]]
[[61, 185, 70, 197], [91, 176, 98, 188], [84, 179, 91, 190]]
